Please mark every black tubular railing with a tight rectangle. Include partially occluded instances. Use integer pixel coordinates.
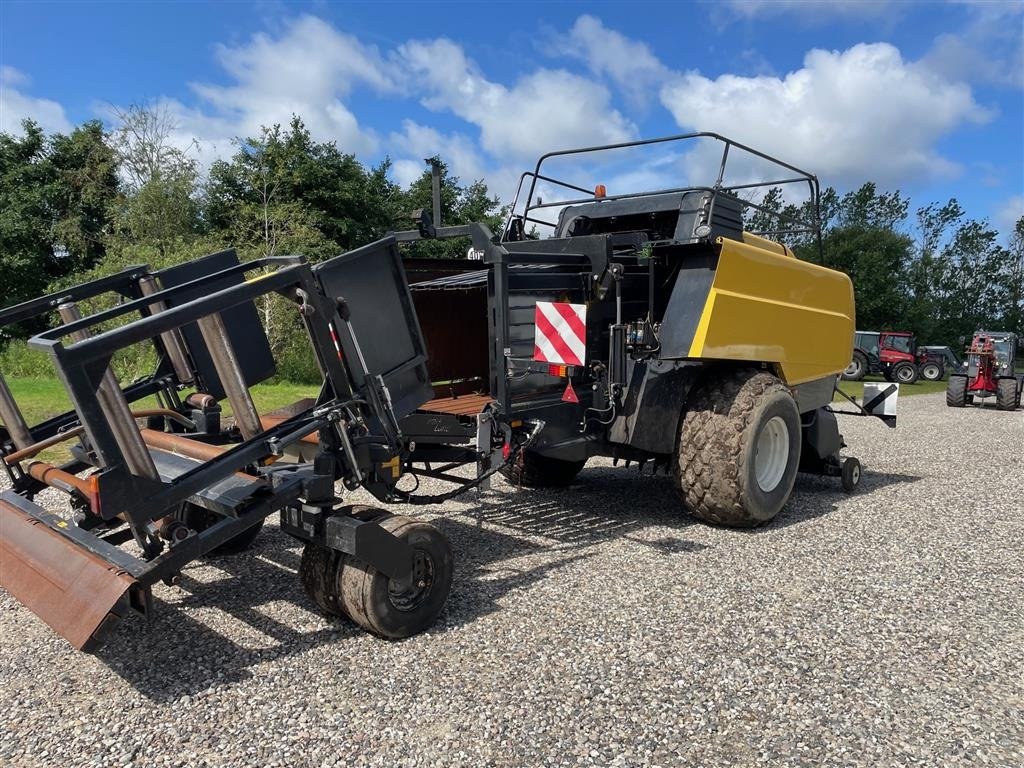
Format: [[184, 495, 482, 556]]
[[504, 132, 822, 258]]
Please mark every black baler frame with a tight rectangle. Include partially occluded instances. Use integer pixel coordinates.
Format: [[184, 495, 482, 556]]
[[505, 132, 823, 259]]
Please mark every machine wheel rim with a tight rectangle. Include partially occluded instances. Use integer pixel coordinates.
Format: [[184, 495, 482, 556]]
[[922, 364, 940, 380], [896, 366, 915, 383], [850, 463, 861, 485], [844, 359, 861, 377], [754, 416, 790, 493], [387, 549, 435, 612]]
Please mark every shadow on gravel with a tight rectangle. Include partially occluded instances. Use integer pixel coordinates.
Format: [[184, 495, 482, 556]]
[[768, 469, 924, 531], [98, 463, 890, 699]]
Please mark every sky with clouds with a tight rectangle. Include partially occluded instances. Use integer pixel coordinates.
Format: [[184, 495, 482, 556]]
[[1, 0, 1021, 237]]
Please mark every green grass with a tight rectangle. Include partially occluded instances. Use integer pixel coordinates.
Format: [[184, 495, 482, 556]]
[[3, 377, 319, 465], [835, 376, 947, 402], [2, 375, 945, 464], [4, 375, 947, 430]]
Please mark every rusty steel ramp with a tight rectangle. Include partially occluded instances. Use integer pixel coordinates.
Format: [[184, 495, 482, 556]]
[[0, 494, 139, 651]]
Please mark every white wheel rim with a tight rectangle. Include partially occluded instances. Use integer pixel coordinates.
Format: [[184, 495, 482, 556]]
[[850, 464, 860, 484], [845, 360, 860, 376], [924, 365, 938, 378], [898, 367, 913, 382], [754, 416, 790, 492]]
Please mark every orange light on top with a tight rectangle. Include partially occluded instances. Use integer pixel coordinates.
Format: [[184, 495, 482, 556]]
[[594, 184, 607, 199]]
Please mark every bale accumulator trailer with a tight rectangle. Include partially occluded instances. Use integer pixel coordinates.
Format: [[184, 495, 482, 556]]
[[0, 133, 891, 651]]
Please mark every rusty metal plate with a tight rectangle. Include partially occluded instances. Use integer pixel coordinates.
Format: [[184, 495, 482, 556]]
[[0, 498, 137, 651]]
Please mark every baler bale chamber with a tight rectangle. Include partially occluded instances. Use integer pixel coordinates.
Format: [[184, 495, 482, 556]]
[[0, 245, 520, 651]]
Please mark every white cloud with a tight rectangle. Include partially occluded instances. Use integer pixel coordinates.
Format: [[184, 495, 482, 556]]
[[660, 43, 991, 186], [0, 66, 72, 135], [398, 38, 637, 160], [721, 1, 898, 22], [388, 120, 489, 188], [995, 194, 1023, 237], [920, 2, 1023, 88], [156, 15, 396, 158], [555, 15, 669, 103]]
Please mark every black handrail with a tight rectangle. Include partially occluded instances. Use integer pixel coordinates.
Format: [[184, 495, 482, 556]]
[[504, 132, 823, 259]]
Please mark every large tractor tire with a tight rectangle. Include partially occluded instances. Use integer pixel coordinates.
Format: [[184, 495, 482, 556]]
[[946, 375, 968, 407], [996, 378, 1018, 411], [842, 350, 868, 381], [500, 450, 585, 487], [920, 361, 943, 381], [892, 362, 919, 385], [675, 369, 801, 528]]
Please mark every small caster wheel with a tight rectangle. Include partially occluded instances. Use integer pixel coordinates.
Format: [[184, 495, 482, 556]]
[[841, 457, 861, 493]]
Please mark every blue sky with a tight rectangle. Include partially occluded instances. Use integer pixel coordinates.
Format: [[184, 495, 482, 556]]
[[2, 0, 1021, 238]]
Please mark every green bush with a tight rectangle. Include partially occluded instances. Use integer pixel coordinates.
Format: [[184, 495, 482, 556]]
[[0, 341, 54, 378]]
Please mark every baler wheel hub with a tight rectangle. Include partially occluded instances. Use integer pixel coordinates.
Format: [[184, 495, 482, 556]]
[[755, 416, 790, 493]]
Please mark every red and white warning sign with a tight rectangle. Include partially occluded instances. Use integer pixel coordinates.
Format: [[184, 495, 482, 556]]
[[533, 301, 586, 366]]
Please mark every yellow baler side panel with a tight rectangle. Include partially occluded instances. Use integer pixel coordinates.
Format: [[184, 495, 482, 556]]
[[688, 239, 855, 385]]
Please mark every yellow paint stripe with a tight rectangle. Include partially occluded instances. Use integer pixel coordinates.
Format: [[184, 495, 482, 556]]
[[687, 290, 718, 358]]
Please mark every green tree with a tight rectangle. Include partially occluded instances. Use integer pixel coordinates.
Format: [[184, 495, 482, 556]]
[[821, 226, 914, 330], [205, 116, 401, 261], [0, 119, 118, 327], [107, 104, 201, 256], [1003, 217, 1024, 334], [400, 157, 505, 259]]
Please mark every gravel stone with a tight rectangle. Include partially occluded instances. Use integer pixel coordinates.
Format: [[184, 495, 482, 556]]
[[0, 392, 1021, 767]]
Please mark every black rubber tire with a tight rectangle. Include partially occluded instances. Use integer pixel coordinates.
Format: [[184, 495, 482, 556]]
[[179, 503, 264, 555], [842, 351, 868, 381], [337, 514, 453, 639], [841, 457, 861, 493], [892, 362, 919, 385], [920, 362, 942, 382], [996, 378, 1018, 411], [675, 369, 801, 528], [500, 450, 585, 487], [946, 375, 968, 407], [299, 506, 391, 617]]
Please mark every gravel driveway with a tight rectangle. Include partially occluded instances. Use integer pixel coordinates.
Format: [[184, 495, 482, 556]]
[[1, 392, 1022, 767]]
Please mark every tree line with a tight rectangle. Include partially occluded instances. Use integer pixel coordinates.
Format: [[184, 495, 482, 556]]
[[1, 107, 1021, 382], [0, 109, 503, 379], [747, 183, 1023, 346]]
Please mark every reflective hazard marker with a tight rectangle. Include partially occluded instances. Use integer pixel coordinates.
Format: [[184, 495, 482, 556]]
[[533, 301, 586, 366]]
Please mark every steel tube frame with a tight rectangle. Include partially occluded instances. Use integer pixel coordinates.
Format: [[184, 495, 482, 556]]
[[138, 275, 195, 384], [195, 312, 262, 440], [57, 302, 160, 482], [504, 132, 823, 257], [0, 373, 32, 449]]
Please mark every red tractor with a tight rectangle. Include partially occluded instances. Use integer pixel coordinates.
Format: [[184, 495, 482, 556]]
[[946, 330, 1022, 410], [843, 330, 922, 384]]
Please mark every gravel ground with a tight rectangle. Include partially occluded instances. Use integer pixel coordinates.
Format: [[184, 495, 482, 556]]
[[1, 392, 1022, 767]]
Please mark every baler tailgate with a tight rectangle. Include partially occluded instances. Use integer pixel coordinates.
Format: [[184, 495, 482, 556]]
[[0, 497, 137, 651]]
